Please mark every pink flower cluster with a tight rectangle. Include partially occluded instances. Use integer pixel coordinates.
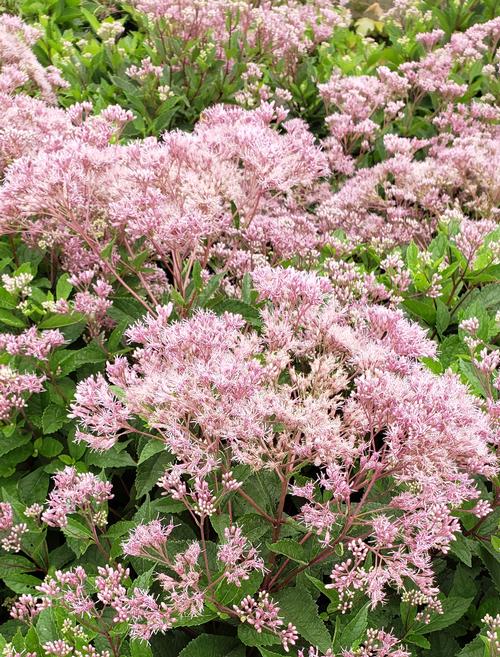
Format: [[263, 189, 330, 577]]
[[318, 17, 500, 248], [0, 328, 65, 421], [0, 502, 27, 552], [70, 266, 496, 611], [0, 102, 330, 312], [0, 14, 67, 104], [11, 564, 175, 641], [0, 15, 498, 310], [0, 365, 45, 420], [131, 0, 349, 72], [299, 628, 410, 656], [0, 327, 64, 360], [41, 467, 113, 528], [234, 592, 298, 651], [121, 519, 267, 619]]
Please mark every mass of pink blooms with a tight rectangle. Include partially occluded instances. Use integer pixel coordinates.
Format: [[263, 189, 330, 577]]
[[0, 17, 497, 309], [0, 328, 64, 419], [131, 0, 350, 72], [0, 9, 498, 657], [66, 267, 495, 638]]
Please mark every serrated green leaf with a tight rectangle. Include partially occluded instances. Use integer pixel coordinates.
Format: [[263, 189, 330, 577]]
[[178, 634, 240, 657], [130, 639, 154, 657], [38, 312, 85, 329], [18, 467, 50, 505], [435, 299, 450, 335], [56, 273, 73, 300], [0, 309, 27, 328], [406, 633, 431, 649], [138, 440, 167, 465], [4, 573, 42, 594], [0, 555, 37, 578], [337, 603, 369, 650], [39, 437, 64, 457], [238, 624, 280, 647], [417, 597, 474, 634], [268, 538, 308, 564], [135, 451, 173, 498], [450, 534, 474, 567], [457, 636, 489, 657], [36, 608, 58, 643], [42, 404, 68, 434], [274, 587, 331, 652], [86, 443, 136, 468]]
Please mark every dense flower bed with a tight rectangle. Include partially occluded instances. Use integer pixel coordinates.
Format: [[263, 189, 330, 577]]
[[0, 1, 498, 657]]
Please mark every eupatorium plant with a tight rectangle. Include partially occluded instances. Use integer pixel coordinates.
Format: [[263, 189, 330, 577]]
[[59, 267, 497, 652], [0, 5, 498, 656]]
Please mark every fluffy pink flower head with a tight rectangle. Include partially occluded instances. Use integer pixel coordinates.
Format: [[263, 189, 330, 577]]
[[122, 519, 175, 558], [217, 525, 266, 586], [0, 502, 28, 552], [0, 327, 64, 360], [41, 466, 113, 528], [0, 364, 45, 421]]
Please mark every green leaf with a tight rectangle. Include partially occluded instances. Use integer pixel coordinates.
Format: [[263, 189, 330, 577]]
[[107, 319, 129, 352], [274, 587, 331, 652], [405, 634, 431, 649], [438, 335, 464, 368], [450, 564, 478, 599], [24, 626, 42, 654], [0, 309, 27, 328], [212, 299, 261, 327], [417, 597, 474, 634], [86, 443, 136, 468], [268, 538, 308, 564], [56, 273, 73, 300], [36, 608, 58, 643], [479, 544, 500, 594], [459, 360, 488, 396], [457, 636, 489, 657], [80, 7, 101, 31], [196, 273, 223, 307], [0, 431, 31, 458], [18, 467, 50, 505], [435, 299, 450, 336], [178, 634, 240, 657], [0, 555, 37, 578], [62, 517, 94, 557], [135, 451, 173, 498], [238, 625, 281, 648], [304, 573, 340, 605], [42, 404, 68, 434], [55, 342, 107, 376], [39, 437, 64, 458], [215, 570, 263, 608], [241, 273, 253, 304], [460, 283, 500, 315], [130, 639, 154, 657], [38, 312, 85, 329], [211, 513, 231, 540], [450, 534, 474, 567], [138, 440, 167, 465], [0, 288, 17, 309], [337, 603, 369, 650], [3, 573, 42, 594], [403, 298, 436, 326], [62, 516, 93, 541]]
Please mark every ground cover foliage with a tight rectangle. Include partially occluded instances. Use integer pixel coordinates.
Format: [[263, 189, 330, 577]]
[[0, 1, 499, 656]]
